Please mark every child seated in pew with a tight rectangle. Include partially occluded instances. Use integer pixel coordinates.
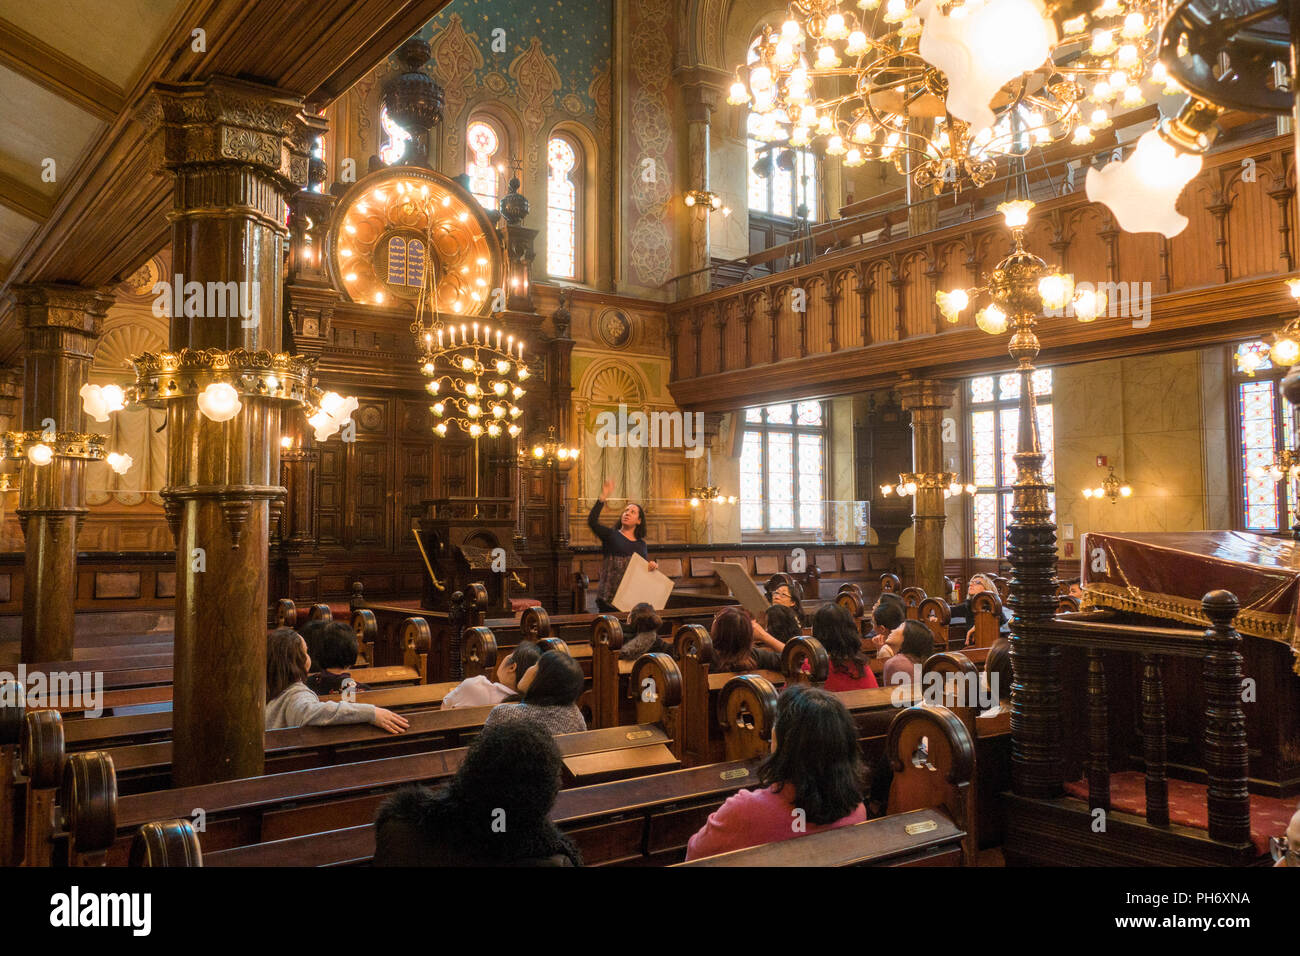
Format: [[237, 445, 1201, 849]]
[[442, 640, 542, 709], [619, 603, 672, 661], [711, 606, 786, 673], [869, 593, 907, 659], [305, 621, 369, 696], [979, 639, 1012, 719], [483, 650, 587, 735], [880, 621, 934, 690], [264, 628, 409, 734], [298, 618, 331, 674], [813, 603, 878, 691], [763, 604, 803, 645], [373, 720, 582, 866], [684, 685, 866, 860]]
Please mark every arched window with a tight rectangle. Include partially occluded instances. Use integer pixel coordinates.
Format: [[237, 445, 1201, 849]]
[[547, 134, 580, 280], [466, 119, 503, 207], [745, 35, 818, 220], [379, 106, 411, 166]]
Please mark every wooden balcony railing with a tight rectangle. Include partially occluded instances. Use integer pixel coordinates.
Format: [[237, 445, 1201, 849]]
[[667, 133, 1298, 412]]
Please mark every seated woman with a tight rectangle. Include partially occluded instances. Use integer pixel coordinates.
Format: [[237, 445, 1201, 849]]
[[763, 603, 803, 644], [951, 573, 1013, 644], [869, 593, 907, 660], [264, 628, 408, 733], [305, 621, 368, 696], [813, 603, 879, 692], [769, 581, 806, 627], [373, 720, 581, 866], [881, 621, 934, 690], [685, 685, 866, 860], [980, 638, 1013, 718], [483, 649, 587, 735], [711, 605, 785, 673], [618, 603, 671, 661], [442, 639, 542, 709]]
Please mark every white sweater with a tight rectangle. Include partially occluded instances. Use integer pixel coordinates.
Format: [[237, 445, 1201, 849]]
[[265, 682, 377, 730]]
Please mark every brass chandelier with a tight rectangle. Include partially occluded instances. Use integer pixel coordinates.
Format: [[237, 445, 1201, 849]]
[[726, 0, 1174, 194]]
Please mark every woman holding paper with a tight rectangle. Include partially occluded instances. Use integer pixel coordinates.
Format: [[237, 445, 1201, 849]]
[[589, 477, 658, 612]]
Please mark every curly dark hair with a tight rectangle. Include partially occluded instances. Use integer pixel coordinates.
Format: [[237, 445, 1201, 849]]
[[759, 685, 864, 826], [765, 604, 802, 643], [627, 602, 662, 635], [812, 602, 868, 679], [898, 620, 934, 661], [522, 650, 585, 708], [872, 592, 906, 633], [315, 621, 359, 671], [373, 720, 581, 866]]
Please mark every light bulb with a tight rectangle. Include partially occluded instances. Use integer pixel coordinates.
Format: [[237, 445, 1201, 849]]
[[1083, 488, 1095, 499], [493, 381, 508, 396], [727, 80, 748, 105], [998, 200, 1034, 229], [1038, 273, 1073, 310], [493, 404, 506, 418], [1272, 337, 1300, 366], [1287, 278, 1300, 299], [465, 383, 479, 397], [319, 392, 344, 415], [196, 382, 242, 422], [508, 424, 521, 438], [281, 436, 294, 450], [510, 406, 522, 419], [690, 497, 700, 508], [1238, 349, 1263, 375], [1072, 125, 1095, 145], [533, 446, 544, 459], [1089, 28, 1116, 56], [512, 386, 524, 399], [1120, 486, 1133, 497], [495, 360, 510, 374], [881, 484, 893, 496], [935, 288, 969, 322], [487, 424, 501, 437], [469, 424, 483, 438], [461, 357, 475, 372], [1072, 288, 1107, 321], [518, 367, 529, 380], [846, 30, 868, 56], [433, 402, 445, 415], [426, 382, 439, 395], [1121, 12, 1146, 38], [434, 423, 448, 437], [903, 482, 917, 496], [467, 404, 481, 418]]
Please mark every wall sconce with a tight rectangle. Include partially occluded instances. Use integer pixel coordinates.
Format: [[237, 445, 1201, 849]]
[[683, 189, 722, 211], [1082, 464, 1132, 503], [688, 486, 737, 507]]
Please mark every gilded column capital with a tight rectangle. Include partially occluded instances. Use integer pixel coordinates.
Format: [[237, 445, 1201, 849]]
[[896, 376, 956, 414], [11, 283, 114, 338], [138, 75, 327, 189]]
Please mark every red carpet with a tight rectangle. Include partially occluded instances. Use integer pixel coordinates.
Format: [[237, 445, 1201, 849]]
[[1064, 771, 1295, 855]]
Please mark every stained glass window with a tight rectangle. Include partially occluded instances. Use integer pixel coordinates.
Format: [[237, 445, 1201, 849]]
[[740, 401, 827, 533], [1233, 339, 1299, 532], [547, 135, 578, 279], [968, 370, 1055, 558], [745, 36, 818, 221], [466, 120, 501, 208], [379, 107, 412, 166]]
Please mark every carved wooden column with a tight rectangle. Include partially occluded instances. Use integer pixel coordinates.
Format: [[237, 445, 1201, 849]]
[[141, 76, 323, 785], [896, 377, 955, 597], [11, 285, 112, 662]]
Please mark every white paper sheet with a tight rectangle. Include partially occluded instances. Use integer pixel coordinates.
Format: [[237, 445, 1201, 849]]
[[611, 552, 675, 611]]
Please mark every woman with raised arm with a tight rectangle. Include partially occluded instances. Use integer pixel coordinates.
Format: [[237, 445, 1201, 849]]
[[588, 477, 658, 612]]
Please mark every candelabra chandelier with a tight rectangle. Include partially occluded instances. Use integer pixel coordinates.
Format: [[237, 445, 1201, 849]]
[[1237, 278, 1300, 376], [529, 426, 579, 467], [880, 471, 977, 498], [408, 199, 527, 443], [727, 0, 1172, 194], [689, 486, 738, 507], [1251, 447, 1300, 483], [1082, 465, 1133, 501], [935, 199, 1107, 331]]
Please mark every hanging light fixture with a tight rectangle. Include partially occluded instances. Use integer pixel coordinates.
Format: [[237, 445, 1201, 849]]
[[1237, 278, 1300, 376], [880, 470, 976, 498], [1082, 464, 1133, 502], [529, 426, 580, 467]]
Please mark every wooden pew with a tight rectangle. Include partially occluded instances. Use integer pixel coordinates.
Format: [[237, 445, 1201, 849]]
[[145, 756, 765, 867], [0, 679, 20, 865], [59, 720, 682, 866]]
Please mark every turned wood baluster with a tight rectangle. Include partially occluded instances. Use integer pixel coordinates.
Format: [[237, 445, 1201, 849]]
[[1201, 590, 1251, 846], [1086, 648, 1110, 811], [1140, 653, 1169, 827]]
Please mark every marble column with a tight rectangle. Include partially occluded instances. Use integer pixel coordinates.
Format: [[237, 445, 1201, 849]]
[[897, 377, 955, 597], [12, 285, 112, 662], [140, 76, 323, 785], [679, 71, 726, 297]]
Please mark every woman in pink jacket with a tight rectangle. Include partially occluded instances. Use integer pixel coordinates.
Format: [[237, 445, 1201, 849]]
[[685, 685, 865, 860]]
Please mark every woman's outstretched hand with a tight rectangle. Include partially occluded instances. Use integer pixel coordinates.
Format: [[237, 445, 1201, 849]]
[[600, 477, 614, 501]]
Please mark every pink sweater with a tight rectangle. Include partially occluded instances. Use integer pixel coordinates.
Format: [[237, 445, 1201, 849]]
[[685, 783, 866, 861]]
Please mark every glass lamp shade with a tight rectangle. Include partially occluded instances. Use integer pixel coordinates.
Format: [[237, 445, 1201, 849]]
[[1085, 130, 1203, 238], [80, 383, 126, 423], [1272, 337, 1300, 367], [936, 288, 969, 322], [998, 200, 1035, 229], [196, 383, 242, 422], [918, 0, 1057, 133], [976, 304, 1008, 334], [1288, 278, 1300, 299], [1038, 273, 1073, 310], [27, 443, 54, 466], [106, 452, 134, 475]]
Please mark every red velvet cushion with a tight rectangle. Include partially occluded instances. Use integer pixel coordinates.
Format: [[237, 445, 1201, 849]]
[[1064, 771, 1293, 856], [511, 598, 542, 612]]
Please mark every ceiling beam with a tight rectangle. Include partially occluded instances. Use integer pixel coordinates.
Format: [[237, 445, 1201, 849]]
[[0, 17, 125, 122], [0, 171, 51, 222]]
